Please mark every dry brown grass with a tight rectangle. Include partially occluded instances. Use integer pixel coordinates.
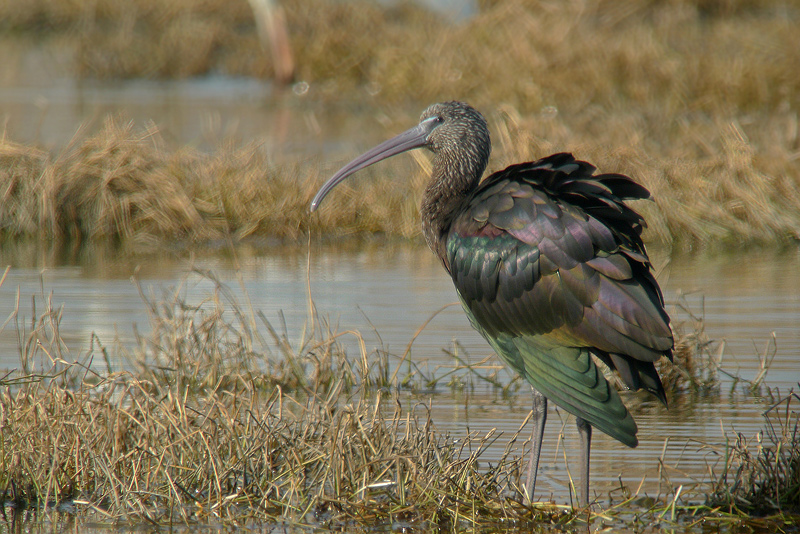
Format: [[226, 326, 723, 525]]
[[0, 117, 432, 248], [1, 110, 799, 250], [1, 267, 797, 529], [1, 0, 799, 248], [656, 298, 721, 399], [0, 118, 305, 246], [0, 117, 431, 248], [706, 390, 800, 517], [0, 269, 574, 529], [4, 0, 798, 114], [0, 0, 258, 79]]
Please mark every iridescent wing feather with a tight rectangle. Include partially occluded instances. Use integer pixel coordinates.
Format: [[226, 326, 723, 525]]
[[446, 153, 673, 446]]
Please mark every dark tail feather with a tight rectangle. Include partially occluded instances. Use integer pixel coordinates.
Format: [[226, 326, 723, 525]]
[[597, 351, 669, 407]]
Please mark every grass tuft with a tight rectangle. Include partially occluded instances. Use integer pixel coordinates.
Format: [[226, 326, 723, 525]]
[[707, 390, 800, 516]]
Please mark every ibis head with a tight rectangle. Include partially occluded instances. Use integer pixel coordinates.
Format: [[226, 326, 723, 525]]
[[310, 101, 490, 214]]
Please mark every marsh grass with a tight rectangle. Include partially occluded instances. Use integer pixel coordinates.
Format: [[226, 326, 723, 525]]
[[597, 389, 800, 531], [5, 0, 799, 114], [0, 269, 571, 530], [656, 294, 722, 398], [2, 110, 799, 251], [1, 267, 797, 531], [0, 118, 313, 245], [0, 117, 429, 248], [707, 390, 800, 516]]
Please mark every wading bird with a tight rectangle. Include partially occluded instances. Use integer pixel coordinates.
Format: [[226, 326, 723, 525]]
[[310, 101, 674, 506]]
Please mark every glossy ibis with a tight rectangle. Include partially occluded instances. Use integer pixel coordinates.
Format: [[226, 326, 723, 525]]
[[310, 101, 674, 506]]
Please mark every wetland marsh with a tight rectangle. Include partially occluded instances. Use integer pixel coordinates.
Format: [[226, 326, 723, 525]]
[[1, 0, 799, 531]]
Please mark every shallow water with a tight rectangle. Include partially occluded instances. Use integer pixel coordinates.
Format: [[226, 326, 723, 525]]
[[0, 37, 407, 158], [1, 243, 798, 506]]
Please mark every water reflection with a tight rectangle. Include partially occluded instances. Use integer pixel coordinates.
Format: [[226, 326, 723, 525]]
[[2, 243, 796, 385], [0, 37, 400, 159]]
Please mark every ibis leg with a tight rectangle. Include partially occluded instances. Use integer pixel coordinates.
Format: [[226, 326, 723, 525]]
[[576, 416, 592, 506], [524, 387, 547, 504]]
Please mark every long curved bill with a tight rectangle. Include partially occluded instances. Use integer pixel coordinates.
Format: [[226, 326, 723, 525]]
[[310, 118, 438, 212]]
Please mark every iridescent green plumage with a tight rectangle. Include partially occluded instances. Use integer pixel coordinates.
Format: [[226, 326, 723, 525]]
[[446, 154, 673, 448]]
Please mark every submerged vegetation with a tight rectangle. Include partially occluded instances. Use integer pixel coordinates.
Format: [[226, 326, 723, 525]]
[[0, 269, 797, 530], [0, 0, 799, 248]]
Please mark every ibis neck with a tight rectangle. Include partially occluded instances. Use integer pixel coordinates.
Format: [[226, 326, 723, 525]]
[[420, 154, 485, 270]]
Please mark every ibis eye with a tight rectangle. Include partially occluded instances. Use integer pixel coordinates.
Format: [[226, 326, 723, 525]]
[[421, 115, 444, 128]]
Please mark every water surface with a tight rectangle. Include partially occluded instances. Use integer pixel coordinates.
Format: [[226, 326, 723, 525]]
[[1, 244, 797, 504]]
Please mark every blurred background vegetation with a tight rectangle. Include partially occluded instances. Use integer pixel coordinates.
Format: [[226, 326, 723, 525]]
[[0, 0, 798, 248]]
